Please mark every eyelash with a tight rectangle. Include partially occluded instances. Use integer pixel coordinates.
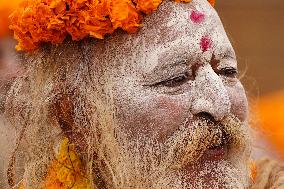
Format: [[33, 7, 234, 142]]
[[156, 71, 192, 87], [153, 67, 237, 88], [218, 67, 238, 78]]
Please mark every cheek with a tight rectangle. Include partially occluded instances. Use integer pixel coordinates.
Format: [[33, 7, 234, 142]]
[[143, 95, 191, 140], [116, 93, 191, 141], [226, 83, 248, 122]]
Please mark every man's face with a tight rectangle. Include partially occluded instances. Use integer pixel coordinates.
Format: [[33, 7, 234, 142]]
[[90, 0, 251, 188]]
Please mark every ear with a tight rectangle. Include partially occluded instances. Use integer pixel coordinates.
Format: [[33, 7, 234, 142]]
[[53, 92, 74, 131], [51, 83, 88, 152]]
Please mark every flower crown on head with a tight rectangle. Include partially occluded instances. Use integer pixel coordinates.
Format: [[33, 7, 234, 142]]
[[9, 0, 215, 51]]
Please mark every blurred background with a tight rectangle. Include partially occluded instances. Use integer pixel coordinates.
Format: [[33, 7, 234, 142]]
[[217, 0, 284, 160], [217, 0, 284, 95]]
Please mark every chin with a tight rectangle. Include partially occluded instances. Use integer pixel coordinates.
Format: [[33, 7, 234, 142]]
[[171, 159, 251, 189]]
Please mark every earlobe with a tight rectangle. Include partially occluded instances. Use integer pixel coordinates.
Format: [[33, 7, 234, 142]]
[[51, 85, 88, 152], [52, 92, 75, 132]]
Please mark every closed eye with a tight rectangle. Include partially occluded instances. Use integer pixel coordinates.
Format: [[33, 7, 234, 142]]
[[155, 71, 192, 87]]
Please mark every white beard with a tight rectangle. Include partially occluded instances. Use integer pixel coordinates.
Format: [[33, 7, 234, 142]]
[[100, 116, 251, 189]]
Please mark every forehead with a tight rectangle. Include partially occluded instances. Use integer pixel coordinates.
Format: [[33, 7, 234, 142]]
[[141, 0, 217, 45], [94, 0, 235, 73]]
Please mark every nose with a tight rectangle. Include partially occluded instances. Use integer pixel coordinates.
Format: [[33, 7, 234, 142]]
[[191, 64, 231, 121]]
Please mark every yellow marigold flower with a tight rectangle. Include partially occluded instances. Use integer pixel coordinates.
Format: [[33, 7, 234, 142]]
[[250, 160, 257, 182], [19, 184, 25, 189], [43, 138, 91, 189]]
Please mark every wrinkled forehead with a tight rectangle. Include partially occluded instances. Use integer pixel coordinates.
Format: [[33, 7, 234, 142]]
[[141, 0, 218, 47], [94, 0, 235, 73]]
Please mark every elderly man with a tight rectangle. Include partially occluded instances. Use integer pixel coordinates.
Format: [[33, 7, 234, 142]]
[[4, 0, 284, 188]]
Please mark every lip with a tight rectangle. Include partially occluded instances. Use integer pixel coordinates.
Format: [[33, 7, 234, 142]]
[[201, 144, 228, 162]]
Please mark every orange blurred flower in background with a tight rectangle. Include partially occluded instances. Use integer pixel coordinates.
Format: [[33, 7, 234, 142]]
[[0, 0, 22, 38], [256, 90, 284, 158], [207, 0, 215, 7]]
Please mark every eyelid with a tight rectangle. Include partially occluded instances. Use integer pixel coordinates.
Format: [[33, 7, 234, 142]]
[[218, 67, 238, 78], [219, 66, 237, 70], [143, 59, 191, 85], [154, 70, 193, 87], [159, 59, 189, 70], [166, 71, 191, 81]]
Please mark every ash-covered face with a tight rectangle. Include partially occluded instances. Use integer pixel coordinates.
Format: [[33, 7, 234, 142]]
[[110, 0, 248, 138], [85, 0, 251, 188]]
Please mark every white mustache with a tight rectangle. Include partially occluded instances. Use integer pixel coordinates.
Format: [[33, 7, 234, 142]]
[[100, 115, 251, 189], [162, 115, 250, 170]]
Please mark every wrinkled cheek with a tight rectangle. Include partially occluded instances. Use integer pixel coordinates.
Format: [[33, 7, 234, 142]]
[[150, 95, 190, 140], [117, 94, 191, 141], [227, 84, 248, 122]]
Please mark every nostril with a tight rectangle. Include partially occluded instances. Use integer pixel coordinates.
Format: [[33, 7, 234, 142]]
[[195, 112, 216, 124]]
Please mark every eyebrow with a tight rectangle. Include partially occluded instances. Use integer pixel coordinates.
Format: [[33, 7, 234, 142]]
[[220, 47, 237, 60], [141, 50, 190, 85], [154, 46, 194, 72], [158, 58, 189, 71]]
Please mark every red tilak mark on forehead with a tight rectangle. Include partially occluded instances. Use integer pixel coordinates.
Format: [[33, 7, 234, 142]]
[[200, 36, 213, 52], [189, 10, 205, 24]]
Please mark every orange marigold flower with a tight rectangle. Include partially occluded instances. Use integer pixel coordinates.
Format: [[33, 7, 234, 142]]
[[255, 91, 284, 157], [20, 138, 91, 189], [135, 0, 163, 14], [208, 0, 215, 7], [9, 0, 215, 51]]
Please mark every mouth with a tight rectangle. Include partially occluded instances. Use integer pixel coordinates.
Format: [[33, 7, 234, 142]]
[[201, 130, 230, 162], [203, 144, 228, 161]]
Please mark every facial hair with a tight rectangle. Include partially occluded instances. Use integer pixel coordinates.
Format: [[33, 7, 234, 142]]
[[93, 115, 252, 189]]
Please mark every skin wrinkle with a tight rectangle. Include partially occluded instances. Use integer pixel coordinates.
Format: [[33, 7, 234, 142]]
[[105, 0, 249, 187], [87, 0, 249, 184], [6, 0, 252, 188], [107, 0, 238, 120], [191, 63, 231, 121]]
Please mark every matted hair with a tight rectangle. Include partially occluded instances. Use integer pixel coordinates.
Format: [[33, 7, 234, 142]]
[[5, 38, 126, 189]]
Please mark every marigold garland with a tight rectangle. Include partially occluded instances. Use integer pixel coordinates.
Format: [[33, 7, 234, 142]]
[[10, 0, 215, 51], [207, 0, 215, 7], [20, 138, 91, 189]]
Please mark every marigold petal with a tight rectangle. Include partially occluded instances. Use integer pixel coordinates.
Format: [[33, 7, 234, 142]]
[[9, 0, 216, 51]]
